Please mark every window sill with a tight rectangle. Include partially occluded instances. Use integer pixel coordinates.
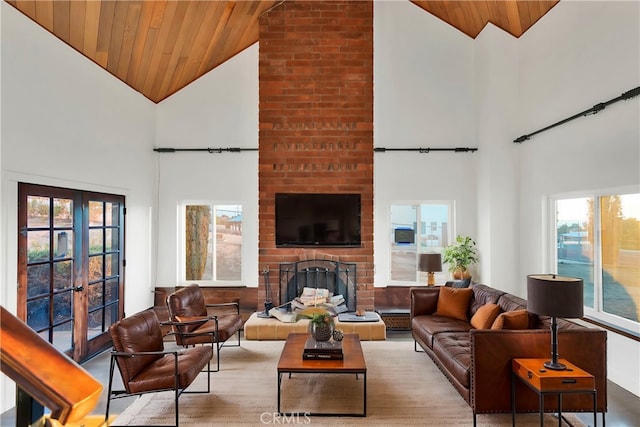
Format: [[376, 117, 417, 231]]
[[582, 316, 640, 342]]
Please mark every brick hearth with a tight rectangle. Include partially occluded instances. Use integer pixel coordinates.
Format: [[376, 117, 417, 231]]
[[257, 1, 374, 311]]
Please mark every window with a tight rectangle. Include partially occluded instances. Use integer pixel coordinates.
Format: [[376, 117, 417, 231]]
[[181, 203, 243, 284], [390, 202, 453, 284], [553, 192, 639, 335]]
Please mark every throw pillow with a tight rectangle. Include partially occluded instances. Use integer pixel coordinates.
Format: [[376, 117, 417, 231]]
[[434, 287, 474, 321], [491, 309, 529, 330], [470, 303, 502, 329], [451, 278, 471, 288]]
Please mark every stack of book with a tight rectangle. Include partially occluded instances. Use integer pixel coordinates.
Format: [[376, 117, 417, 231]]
[[302, 337, 343, 360]]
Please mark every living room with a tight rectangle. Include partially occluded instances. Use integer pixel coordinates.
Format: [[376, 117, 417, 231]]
[[1, 0, 638, 422]]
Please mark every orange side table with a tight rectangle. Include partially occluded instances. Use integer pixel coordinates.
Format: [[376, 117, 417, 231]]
[[511, 358, 597, 427]]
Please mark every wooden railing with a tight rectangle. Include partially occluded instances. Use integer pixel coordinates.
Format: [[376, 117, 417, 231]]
[[0, 306, 103, 426]]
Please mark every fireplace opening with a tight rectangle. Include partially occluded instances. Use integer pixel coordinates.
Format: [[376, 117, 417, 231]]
[[278, 259, 357, 312]]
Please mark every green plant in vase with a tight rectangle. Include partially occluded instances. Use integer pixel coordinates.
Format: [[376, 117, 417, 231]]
[[442, 235, 479, 279], [297, 309, 334, 341]]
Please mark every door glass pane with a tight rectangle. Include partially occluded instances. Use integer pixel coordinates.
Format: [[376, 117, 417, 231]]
[[27, 230, 50, 262], [601, 194, 640, 322], [53, 198, 73, 228], [27, 297, 49, 330], [27, 196, 50, 228], [88, 282, 104, 309], [88, 309, 103, 339], [53, 291, 73, 324], [54, 230, 72, 259], [105, 253, 119, 277], [556, 198, 594, 308], [105, 278, 119, 303], [185, 205, 213, 280], [105, 228, 114, 251], [89, 201, 103, 226], [89, 229, 103, 254], [89, 255, 103, 281], [105, 202, 119, 226], [105, 304, 118, 330], [27, 264, 50, 297], [216, 205, 242, 280], [52, 322, 73, 352], [53, 260, 72, 291]]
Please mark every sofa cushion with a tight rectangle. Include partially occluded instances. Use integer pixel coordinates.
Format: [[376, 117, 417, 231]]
[[470, 303, 501, 329], [435, 287, 474, 321], [432, 332, 471, 388], [411, 315, 471, 349], [469, 284, 505, 316], [491, 309, 529, 330]]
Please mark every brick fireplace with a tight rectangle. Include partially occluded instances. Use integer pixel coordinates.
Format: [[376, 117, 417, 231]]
[[258, 1, 374, 311]]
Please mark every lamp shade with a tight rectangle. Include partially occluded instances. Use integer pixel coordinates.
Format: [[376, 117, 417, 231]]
[[419, 253, 442, 272], [527, 274, 584, 318]]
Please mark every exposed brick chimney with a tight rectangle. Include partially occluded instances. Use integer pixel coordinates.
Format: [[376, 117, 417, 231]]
[[258, 1, 374, 310]]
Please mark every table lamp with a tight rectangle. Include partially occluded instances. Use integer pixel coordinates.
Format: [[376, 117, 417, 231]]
[[527, 274, 584, 370], [419, 253, 442, 287]]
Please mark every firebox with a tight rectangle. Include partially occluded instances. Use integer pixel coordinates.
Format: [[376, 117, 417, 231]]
[[278, 259, 357, 311]]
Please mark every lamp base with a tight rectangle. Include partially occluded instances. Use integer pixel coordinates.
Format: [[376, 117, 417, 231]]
[[543, 360, 568, 371], [427, 272, 435, 287]]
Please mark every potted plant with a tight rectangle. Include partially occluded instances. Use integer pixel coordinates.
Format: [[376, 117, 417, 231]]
[[442, 235, 478, 279], [297, 308, 335, 341]]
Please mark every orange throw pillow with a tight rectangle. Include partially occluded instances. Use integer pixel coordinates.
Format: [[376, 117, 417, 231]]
[[434, 287, 473, 321], [470, 303, 502, 329], [491, 309, 529, 330]]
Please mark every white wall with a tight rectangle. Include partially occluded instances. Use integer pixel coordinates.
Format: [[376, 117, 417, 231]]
[[474, 25, 521, 294], [516, 1, 640, 395], [0, 2, 157, 412], [373, 1, 478, 286], [155, 45, 259, 287]]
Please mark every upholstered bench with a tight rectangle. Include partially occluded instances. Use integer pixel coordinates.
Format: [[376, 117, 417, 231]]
[[243, 312, 386, 340]]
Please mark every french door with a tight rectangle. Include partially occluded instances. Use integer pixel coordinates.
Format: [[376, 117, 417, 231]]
[[17, 183, 125, 362]]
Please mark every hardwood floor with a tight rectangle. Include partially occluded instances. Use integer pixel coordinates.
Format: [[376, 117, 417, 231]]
[[1, 330, 639, 426]]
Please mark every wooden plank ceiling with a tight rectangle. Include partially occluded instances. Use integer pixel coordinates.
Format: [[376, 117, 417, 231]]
[[6, 0, 559, 104]]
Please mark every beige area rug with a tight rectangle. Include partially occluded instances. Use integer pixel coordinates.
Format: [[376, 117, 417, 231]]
[[111, 339, 586, 426]]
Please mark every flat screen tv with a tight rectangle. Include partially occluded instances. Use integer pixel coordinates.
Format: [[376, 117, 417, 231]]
[[275, 193, 361, 247]]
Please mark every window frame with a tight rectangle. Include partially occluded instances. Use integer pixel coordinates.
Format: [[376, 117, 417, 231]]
[[178, 201, 244, 286], [389, 200, 455, 286], [548, 187, 640, 337]]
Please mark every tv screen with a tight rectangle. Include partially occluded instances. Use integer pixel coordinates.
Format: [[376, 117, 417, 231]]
[[275, 193, 361, 247]]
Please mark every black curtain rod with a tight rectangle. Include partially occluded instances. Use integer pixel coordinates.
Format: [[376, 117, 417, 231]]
[[513, 86, 640, 143], [153, 147, 258, 153], [374, 147, 478, 153]]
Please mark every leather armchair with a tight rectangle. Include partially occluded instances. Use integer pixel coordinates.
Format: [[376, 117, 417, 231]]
[[106, 309, 212, 427], [166, 284, 243, 372]]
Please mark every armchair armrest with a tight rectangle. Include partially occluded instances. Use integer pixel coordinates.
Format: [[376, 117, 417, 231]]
[[205, 300, 240, 314], [111, 350, 178, 358]]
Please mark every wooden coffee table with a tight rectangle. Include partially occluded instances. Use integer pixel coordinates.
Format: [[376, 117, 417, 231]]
[[277, 333, 367, 417]]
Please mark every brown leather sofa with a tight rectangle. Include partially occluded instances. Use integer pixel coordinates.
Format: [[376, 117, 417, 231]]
[[411, 283, 607, 426]]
